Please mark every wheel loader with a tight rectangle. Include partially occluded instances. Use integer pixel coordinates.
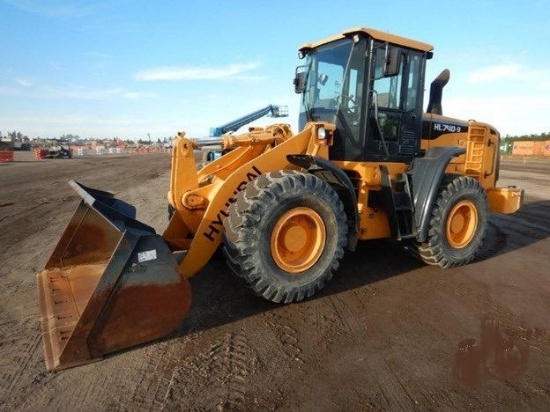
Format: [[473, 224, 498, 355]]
[[37, 27, 523, 370]]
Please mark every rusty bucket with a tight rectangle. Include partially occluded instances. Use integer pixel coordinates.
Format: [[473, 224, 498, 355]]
[[37, 181, 191, 370]]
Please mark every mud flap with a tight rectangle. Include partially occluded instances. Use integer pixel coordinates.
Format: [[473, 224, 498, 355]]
[[37, 181, 191, 371]]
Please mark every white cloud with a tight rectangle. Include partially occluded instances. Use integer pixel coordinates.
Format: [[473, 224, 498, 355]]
[[467, 63, 522, 84], [4, 76, 148, 100], [1, 82, 149, 101], [0, 87, 19, 96], [134, 61, 262, 81], [81, 51, 110, 59], [121, 91, 143, 100], [15, 78, 33, 87], [0, 113, 150, 139], [40, 85, 114, 100], [467, 63, 550, 91], [4, 0, 98, 18], [37, 85, 147, 101], [444, 94, 550, 136], [535, 81, 550, 91]]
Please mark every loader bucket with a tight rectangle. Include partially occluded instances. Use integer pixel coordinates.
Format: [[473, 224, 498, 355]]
[[37, 181, 191, 370]]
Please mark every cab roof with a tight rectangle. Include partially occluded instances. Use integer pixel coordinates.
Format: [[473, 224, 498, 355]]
[[299, 27, 434, 54]]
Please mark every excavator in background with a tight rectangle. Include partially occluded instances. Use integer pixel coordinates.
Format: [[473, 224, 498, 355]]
[[201, 104, 288, 162], [37, 27, 523, 371]]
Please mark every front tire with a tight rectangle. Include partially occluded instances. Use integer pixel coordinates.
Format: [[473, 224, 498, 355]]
[[223, 170, 347, 303], [414, 176, 488, 268]]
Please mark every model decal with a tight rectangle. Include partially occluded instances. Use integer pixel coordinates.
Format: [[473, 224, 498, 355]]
[[433, 123, 463, 133]]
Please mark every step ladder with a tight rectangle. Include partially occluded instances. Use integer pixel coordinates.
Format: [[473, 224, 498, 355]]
[[378, 165, 416, 240], [465, 126, 487, 177]]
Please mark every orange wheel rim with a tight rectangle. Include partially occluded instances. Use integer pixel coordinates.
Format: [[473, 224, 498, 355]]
[[271, 207, 326, 273], [446, 200, 478, 249]]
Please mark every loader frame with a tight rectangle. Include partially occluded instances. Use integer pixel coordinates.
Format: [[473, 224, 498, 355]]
[[36, 26, 523, 371]]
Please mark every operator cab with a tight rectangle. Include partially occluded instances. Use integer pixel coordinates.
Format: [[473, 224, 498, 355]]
[[294, 28, 433, 162]]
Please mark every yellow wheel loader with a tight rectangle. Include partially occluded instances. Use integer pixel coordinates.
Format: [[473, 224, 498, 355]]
[[37, 27, 523, 370]]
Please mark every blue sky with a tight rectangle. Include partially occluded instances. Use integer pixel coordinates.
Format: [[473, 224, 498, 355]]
[[1, 0, 549, 140]]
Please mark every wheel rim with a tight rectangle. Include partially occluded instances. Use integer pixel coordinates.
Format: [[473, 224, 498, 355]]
[[446, 200, 478, 249], [271, 207, 326, 273]]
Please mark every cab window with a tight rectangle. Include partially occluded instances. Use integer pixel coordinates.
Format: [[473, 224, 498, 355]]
[[373, 47, 404, 109]]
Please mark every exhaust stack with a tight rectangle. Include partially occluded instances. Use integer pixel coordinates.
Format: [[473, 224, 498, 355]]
[[427, 69, 450, 116]]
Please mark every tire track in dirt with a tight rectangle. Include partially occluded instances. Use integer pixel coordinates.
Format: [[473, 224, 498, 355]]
[[475, 220, 508, 261], [115, 341, 175, 411], [326, 291, 371, 337], [157, 328, 258, 411], [0, 154, 171, 249], [373, 357, 419, 409], [263, 308, 306, 368], [0, 318, 50, 410], [2, 157, 550, 410], [0, 157, 173, 411], [6, 331, 165, 410]]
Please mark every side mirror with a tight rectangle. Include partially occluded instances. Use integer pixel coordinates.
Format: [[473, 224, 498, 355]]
[[384, 45, 402, 77], [293, 66, 307, 94]]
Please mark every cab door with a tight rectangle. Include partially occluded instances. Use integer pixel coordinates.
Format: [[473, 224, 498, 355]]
[[365, 44, 424, 162]]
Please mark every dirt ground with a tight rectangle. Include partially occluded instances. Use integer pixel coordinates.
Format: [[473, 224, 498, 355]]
[[0, 152, 549, 411]]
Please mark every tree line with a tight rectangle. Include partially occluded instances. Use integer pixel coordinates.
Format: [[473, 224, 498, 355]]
[[1, 130, 173, 146], [5, 128, 548, 145], [503, 132, 550, 142]]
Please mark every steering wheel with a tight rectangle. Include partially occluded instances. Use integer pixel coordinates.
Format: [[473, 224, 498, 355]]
[[337, 93, 361, 129], [339, 93, 357, 114]]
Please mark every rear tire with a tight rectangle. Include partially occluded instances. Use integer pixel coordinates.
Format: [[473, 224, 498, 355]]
[[223, 170, 347, 303], [413, 176, 488, 268]]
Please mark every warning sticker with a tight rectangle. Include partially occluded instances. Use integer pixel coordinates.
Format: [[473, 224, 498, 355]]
[[137, 249, 157, 263]]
